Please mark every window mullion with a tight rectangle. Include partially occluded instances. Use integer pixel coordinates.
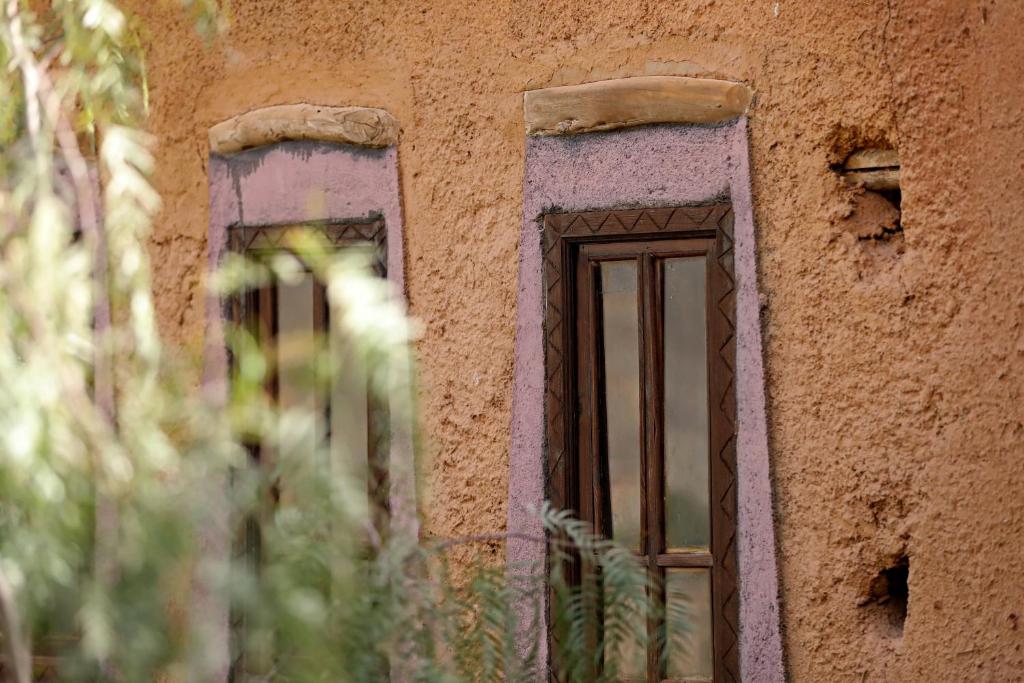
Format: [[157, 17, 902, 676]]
[[260, 284, 279, 506], [639, 252, 664, 683]]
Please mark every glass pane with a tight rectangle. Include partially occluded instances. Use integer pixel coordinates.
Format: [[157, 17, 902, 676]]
[[663, 258, 710, 552], [599, 260, 642, 552], [330, 320, 370, 519], [604, 580, 647, 682], [276, 273, 319, 503], [276, 273, 317, 412], [665, 569, 714, 681]]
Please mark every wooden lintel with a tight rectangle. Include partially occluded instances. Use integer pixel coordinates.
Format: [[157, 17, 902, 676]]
[[209, 103, 398, 155], [523, 76, 753, 136], [842, 168, 901, 191], [844, 148, 900, 171]]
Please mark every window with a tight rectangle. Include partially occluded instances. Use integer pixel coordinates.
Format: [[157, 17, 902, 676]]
[[229, 219, 390, 535], [227, 219, 390, 678], [544, 207, 738, 682]]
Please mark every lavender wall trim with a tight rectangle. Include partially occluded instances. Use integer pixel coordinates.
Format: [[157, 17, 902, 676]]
[[208, 141, 405, 293], [508, 120, 785, 681], [207, 139, 414, 525], [207, 139, 413, 524], [203, 140, 413, 680]]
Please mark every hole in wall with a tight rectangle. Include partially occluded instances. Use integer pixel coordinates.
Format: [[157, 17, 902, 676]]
[[843, 189, 903, 242], [825, 124, 894, 170], [864, 188, 903, 241], [829, 137, 906, 281], [825, 126, 903, 244], [862, 555, 910, 637], [839, 149, 902, 237]]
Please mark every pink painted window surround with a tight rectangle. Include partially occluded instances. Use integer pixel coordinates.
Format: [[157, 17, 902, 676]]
[[207, 139, 412, 525], [508, 121, 785, 682], [203, 137, 415, 680]]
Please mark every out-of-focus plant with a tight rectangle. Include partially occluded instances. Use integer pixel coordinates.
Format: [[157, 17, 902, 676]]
[[0, 2, 692, 682]]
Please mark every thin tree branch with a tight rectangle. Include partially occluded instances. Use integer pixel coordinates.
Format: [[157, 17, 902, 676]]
[[0, 568, 30, 683], [40, 62, 120, 594], [5, 0, 40, 147]]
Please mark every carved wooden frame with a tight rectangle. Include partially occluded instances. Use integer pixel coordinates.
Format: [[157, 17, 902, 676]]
[[542, 204, 739, 682], [226, 217, 387, 273]]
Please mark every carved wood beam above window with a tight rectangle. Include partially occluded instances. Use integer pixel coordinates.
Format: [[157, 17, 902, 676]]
[[523, 76, 753, 136], [209, 103, 399, 155]]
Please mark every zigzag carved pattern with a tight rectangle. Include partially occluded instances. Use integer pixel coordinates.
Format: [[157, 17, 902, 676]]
[[544, 205, 728, 241], [228, 218, 387, 273], [543, 222, 567, 512], [712, 208, 740, 683]]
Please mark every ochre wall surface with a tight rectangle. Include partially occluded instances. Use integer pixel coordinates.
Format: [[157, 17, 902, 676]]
[[130, 1, 1024, 680]]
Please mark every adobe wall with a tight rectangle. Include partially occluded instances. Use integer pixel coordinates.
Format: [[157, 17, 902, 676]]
[[130, 1, 1024, 680]]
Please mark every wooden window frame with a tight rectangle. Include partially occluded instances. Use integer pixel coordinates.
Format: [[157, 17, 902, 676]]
[[227, 217, 391, 533], [226, 217, 390, 680], [543, 206, 739, 683]]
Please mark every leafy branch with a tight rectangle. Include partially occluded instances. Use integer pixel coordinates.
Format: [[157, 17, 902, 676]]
[[0, 3, 691, 682]]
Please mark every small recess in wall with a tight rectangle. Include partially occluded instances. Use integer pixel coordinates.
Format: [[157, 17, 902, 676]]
[[839, 148, 903, 238], [861, 555, 910, 637]]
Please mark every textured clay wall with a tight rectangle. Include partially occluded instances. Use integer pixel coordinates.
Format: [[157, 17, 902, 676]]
[[130, 1, 1024, 680]]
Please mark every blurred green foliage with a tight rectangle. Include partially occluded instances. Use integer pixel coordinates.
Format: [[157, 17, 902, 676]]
[[0, 2, 691, 682]]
